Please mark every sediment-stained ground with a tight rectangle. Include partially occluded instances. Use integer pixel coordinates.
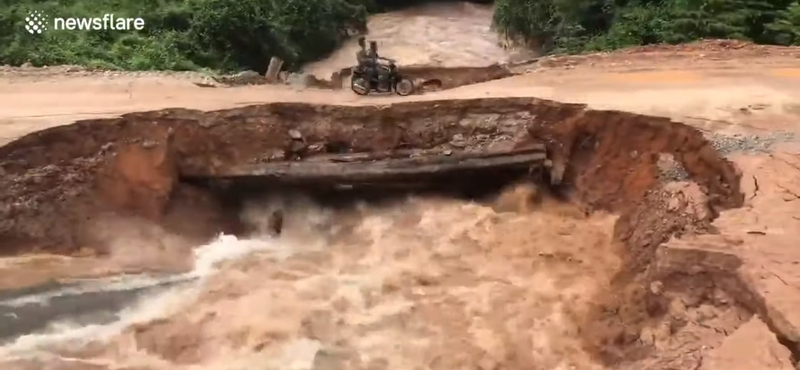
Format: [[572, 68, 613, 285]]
[[1, 39, 800, 370]]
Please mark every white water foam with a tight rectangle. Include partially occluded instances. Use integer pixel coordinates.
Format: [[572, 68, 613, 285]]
[[0, 233, 287, 359], [0, 233, 302, 309], [0, 273, 195, 308]]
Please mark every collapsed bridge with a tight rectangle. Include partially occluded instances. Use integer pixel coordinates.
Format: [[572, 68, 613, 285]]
[[185, 145, 552, 195], [0, 97, 740, 256]]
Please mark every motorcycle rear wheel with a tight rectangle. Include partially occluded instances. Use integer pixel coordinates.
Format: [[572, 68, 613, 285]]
[[394, 78, 414, 96], [351, 76, 370, 95]]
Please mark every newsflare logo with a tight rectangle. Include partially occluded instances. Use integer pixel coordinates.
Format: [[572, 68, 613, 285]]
[[24, 11, 146, 35], [25, 11, 48, 34]]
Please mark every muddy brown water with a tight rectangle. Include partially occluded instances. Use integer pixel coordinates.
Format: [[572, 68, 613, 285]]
[[0, 89, 753, 369], [303, 2, 536, 78], [0, 193, 624, 369]]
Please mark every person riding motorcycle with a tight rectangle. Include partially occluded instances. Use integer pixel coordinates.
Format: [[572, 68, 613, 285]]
[[350, 39, 413, 95], [356, 37, 378, 86], [368, 41, 392, 88]]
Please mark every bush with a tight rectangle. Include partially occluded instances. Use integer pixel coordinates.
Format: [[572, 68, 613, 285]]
[[492, 0, 560, 47], [0, 0, 370, 72], [492, 0, 800, 54], [4, 0, 800, 72], [766, 1, 800, 45]]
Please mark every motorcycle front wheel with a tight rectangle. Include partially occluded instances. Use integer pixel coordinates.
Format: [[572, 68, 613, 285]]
[[393, 78, 414, 96], [351, 76, 370, 95]]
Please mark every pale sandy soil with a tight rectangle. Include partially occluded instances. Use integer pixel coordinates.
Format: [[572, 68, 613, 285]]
[[3, 46, 800, 144], [1, 4, 800, 368]]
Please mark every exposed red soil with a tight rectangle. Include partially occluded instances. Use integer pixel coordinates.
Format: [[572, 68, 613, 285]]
[[0, 97, 740, 257], [1, 96, 774, 369], [523, 109, 742, 212]]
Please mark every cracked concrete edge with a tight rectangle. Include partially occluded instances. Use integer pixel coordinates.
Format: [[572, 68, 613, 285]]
[[657, 241, 800, 361], [701, 316, 795, 370], [739, 269, 800, 345]]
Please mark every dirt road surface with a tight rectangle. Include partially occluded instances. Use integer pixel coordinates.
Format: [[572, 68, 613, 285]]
[[1, 39, 800, 370]]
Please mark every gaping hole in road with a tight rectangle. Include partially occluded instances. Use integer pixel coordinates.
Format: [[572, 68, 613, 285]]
[[3, 97, 792, 369]]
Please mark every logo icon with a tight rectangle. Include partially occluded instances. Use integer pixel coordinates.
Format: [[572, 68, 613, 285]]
[[25, 11, 48, 34]]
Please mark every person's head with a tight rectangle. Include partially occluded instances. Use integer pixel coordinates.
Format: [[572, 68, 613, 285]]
[[357, 37, 366, 49], [369, 41, 378, 52]]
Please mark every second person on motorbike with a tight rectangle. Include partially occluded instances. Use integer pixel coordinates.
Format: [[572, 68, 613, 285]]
[[356, 37, 372, 75], [368, 41, 389, 89]]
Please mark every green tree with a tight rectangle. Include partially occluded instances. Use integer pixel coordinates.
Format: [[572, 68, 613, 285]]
[[0, 0, 369, 72], [584, 2, 672, 49], [493, 0, 561, 48], [766, 1, 800, 44], [3, 0, 800, 72], [494, 0, 800, 53]]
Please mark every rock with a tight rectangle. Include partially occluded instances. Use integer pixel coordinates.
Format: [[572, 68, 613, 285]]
[[196, 117, 215, 128], [450, 140, 468, 148], [652, 320, 672, 344], [693, 303, 719, 321], [667, 196, 682, 211], [639, 326, 656, 346], [712, 289, 730, 305], [701, 317, 794, 370], [668, 298, 688, 319], [650, 280, 664, 295], [237, 70, 261, 79], [288, 129, 303, 140]]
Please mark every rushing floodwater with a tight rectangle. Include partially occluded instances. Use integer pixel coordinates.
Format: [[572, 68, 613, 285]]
[[0, 193, 620, 370], [0, 234, 276, 356]]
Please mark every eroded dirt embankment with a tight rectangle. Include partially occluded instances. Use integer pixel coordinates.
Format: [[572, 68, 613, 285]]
[[0, 97, 760, 367], [0, 97, 740, 256]]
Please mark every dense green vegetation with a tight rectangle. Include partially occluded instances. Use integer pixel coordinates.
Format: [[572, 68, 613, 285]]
[[492, 0, 800, 53], [1, 0, 799, 72], [0, 0, 371, 72]]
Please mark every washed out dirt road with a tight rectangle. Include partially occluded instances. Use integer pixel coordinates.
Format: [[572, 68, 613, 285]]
[[1, 36, 800, 370]]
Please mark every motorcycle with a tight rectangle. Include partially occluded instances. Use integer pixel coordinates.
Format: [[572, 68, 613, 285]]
[[351, 58, 415, 96]]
